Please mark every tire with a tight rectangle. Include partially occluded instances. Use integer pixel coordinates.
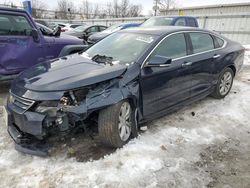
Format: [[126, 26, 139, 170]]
[[98, 100, 137, 148], [212, 67, 234, 99]]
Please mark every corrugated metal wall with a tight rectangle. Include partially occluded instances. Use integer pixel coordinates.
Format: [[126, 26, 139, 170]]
[[160, 3, 250, 44]]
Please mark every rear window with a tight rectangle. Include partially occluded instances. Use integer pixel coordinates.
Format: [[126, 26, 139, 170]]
[[215, 36, 225, 48], [142, 17, 173, 27], [189, 32, 214, 53]]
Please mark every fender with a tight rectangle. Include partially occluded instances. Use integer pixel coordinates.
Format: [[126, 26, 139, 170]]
[[58, 45, 89, 57]]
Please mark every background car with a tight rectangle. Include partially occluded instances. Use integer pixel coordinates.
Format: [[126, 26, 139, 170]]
[[141, 16, 199, 27], [65, 25, 107, 41], [5, 26, 244, 156], [60, 23, 84, 32], [87, 22, 141, 44]]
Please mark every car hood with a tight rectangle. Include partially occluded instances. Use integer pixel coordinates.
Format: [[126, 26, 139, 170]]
[[88, 32, 110, 42], [12, 54, 127, 92], [58, 33, 83, 44]]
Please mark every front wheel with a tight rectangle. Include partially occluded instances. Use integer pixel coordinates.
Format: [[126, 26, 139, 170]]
[[212, 67, 234, 99], [98, 100, 137, 148]]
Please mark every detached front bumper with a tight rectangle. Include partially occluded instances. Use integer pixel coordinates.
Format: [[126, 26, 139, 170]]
[[5, 106, 49, 156]]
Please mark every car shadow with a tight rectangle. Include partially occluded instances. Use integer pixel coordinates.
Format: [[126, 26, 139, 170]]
[[49, 130, 116, 162]]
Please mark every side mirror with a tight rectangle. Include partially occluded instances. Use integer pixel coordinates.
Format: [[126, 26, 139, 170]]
[[53, 26, 61, 37], [31, 29, 40, 43], [146, 55, 172, 67]]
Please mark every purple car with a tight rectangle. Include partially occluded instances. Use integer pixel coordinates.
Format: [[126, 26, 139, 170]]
[[0, 7, 86, 81]]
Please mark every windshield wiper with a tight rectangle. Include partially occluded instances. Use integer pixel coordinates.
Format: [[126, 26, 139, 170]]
[[92, 54, 114, 65]]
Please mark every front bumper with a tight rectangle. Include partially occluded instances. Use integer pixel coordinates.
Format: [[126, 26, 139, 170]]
[[5, 106, 49, 156]]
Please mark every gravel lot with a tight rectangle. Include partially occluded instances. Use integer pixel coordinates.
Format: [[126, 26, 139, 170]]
[[0, 52, 250, 188]]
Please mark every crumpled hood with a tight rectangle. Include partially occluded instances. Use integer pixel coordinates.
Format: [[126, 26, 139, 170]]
[[12, 54, 127, 92]]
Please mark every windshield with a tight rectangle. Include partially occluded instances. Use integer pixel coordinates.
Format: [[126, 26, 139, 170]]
[[102, 23, 123, 33], [142, 17, 173, 27], [73, 25, 88, 32], [83, 32, 156, 65]]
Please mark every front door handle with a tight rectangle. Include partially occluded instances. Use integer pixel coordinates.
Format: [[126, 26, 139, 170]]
[[213, 54, 221, 59], [182, 62, 193, 67]]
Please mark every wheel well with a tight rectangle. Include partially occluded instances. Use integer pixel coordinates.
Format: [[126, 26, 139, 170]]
[[228, 65, 236, 76]]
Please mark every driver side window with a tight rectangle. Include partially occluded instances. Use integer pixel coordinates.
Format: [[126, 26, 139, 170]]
[[151, 33, 187, 59]]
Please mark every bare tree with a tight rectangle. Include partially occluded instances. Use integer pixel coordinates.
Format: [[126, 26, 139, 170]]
[[32, 0, 47, 18], [57, 0, 76, 20], [81, 0, 92, 19], [158, 0, 177, 10], [128, 4, 142, 17], [113, 0, 119, 18], [120, 0, 129, 17]]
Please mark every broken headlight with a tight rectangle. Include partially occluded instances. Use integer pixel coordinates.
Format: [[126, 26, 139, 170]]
[[35, 101, 59, 117]]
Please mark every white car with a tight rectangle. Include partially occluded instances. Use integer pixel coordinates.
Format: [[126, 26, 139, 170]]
[[57, 23, 84, 32]]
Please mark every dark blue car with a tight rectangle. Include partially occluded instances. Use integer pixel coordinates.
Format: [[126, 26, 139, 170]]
[[141, 16, 199, 27], [6, 26, 244, 156]]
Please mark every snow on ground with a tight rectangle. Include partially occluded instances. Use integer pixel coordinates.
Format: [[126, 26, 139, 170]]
[[0, 56, 250, 188], [244, 45, 250, 65]]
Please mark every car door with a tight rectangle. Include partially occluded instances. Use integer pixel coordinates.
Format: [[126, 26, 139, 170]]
[[186, 32, 219, 97], [85, 26, 99, 39], [140, 33, 193, 118], [0, 13, 45, 75]]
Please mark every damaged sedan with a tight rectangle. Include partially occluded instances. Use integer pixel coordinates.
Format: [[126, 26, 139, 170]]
[[5, 26, 244, 156]]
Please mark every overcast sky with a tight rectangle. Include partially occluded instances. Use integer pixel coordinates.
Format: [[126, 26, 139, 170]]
[[6, 0, 250, 15]]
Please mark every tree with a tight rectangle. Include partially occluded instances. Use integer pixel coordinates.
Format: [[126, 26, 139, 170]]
[[81, 0, 92, 19], [32, 0, 47, 18], [120, 0, 129, 17], [57, 0, 76, 20], [128, 4, 142, 17]]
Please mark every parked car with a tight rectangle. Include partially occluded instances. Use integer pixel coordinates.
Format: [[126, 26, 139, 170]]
[[0, 7, 87, 81], [87, 22, 141, 44], [6, 26, 244, 156], [141, 16, 199, 27], [59, 23, 83, 32], [65, 25, 107, 41]]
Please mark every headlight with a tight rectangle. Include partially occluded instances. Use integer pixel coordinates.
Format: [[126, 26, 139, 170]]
[[35, 101, 59, 116]]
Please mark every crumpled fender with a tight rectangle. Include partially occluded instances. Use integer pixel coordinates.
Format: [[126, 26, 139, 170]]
[[63, 63, 142, 120]]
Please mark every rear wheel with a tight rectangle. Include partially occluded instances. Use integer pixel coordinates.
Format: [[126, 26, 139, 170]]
[[98, 100, 136, 148], [212, 68, 234, 99]]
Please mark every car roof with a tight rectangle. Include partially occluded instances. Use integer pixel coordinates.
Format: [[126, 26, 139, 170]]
[[120, 26, 211, 36], [149, 16, 197, 19], [0, 7, 26, 13]]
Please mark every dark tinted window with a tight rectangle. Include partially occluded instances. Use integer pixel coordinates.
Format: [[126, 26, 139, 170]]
[[99, 26, 107, 31], [152, 33, 187, 59], [70, 24, 82, 28], [187, 18, 197, 27], [87, 26, 99, 33], [0, 14, 32, 36], [175, 18, 186, 26], [189, 32, 214, 53]]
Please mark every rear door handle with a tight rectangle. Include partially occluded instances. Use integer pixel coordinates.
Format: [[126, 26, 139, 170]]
[[213, 54, 221, 59], [182, 62, 193, 67]]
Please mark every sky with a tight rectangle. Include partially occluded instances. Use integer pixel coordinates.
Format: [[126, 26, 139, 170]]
[[3, 0, 250, 15]]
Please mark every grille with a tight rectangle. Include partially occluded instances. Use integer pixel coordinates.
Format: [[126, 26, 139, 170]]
[[10, 93, 35, 113]]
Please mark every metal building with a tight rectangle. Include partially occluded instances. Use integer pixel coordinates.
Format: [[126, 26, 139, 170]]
[[160, 3, 250, 44]]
